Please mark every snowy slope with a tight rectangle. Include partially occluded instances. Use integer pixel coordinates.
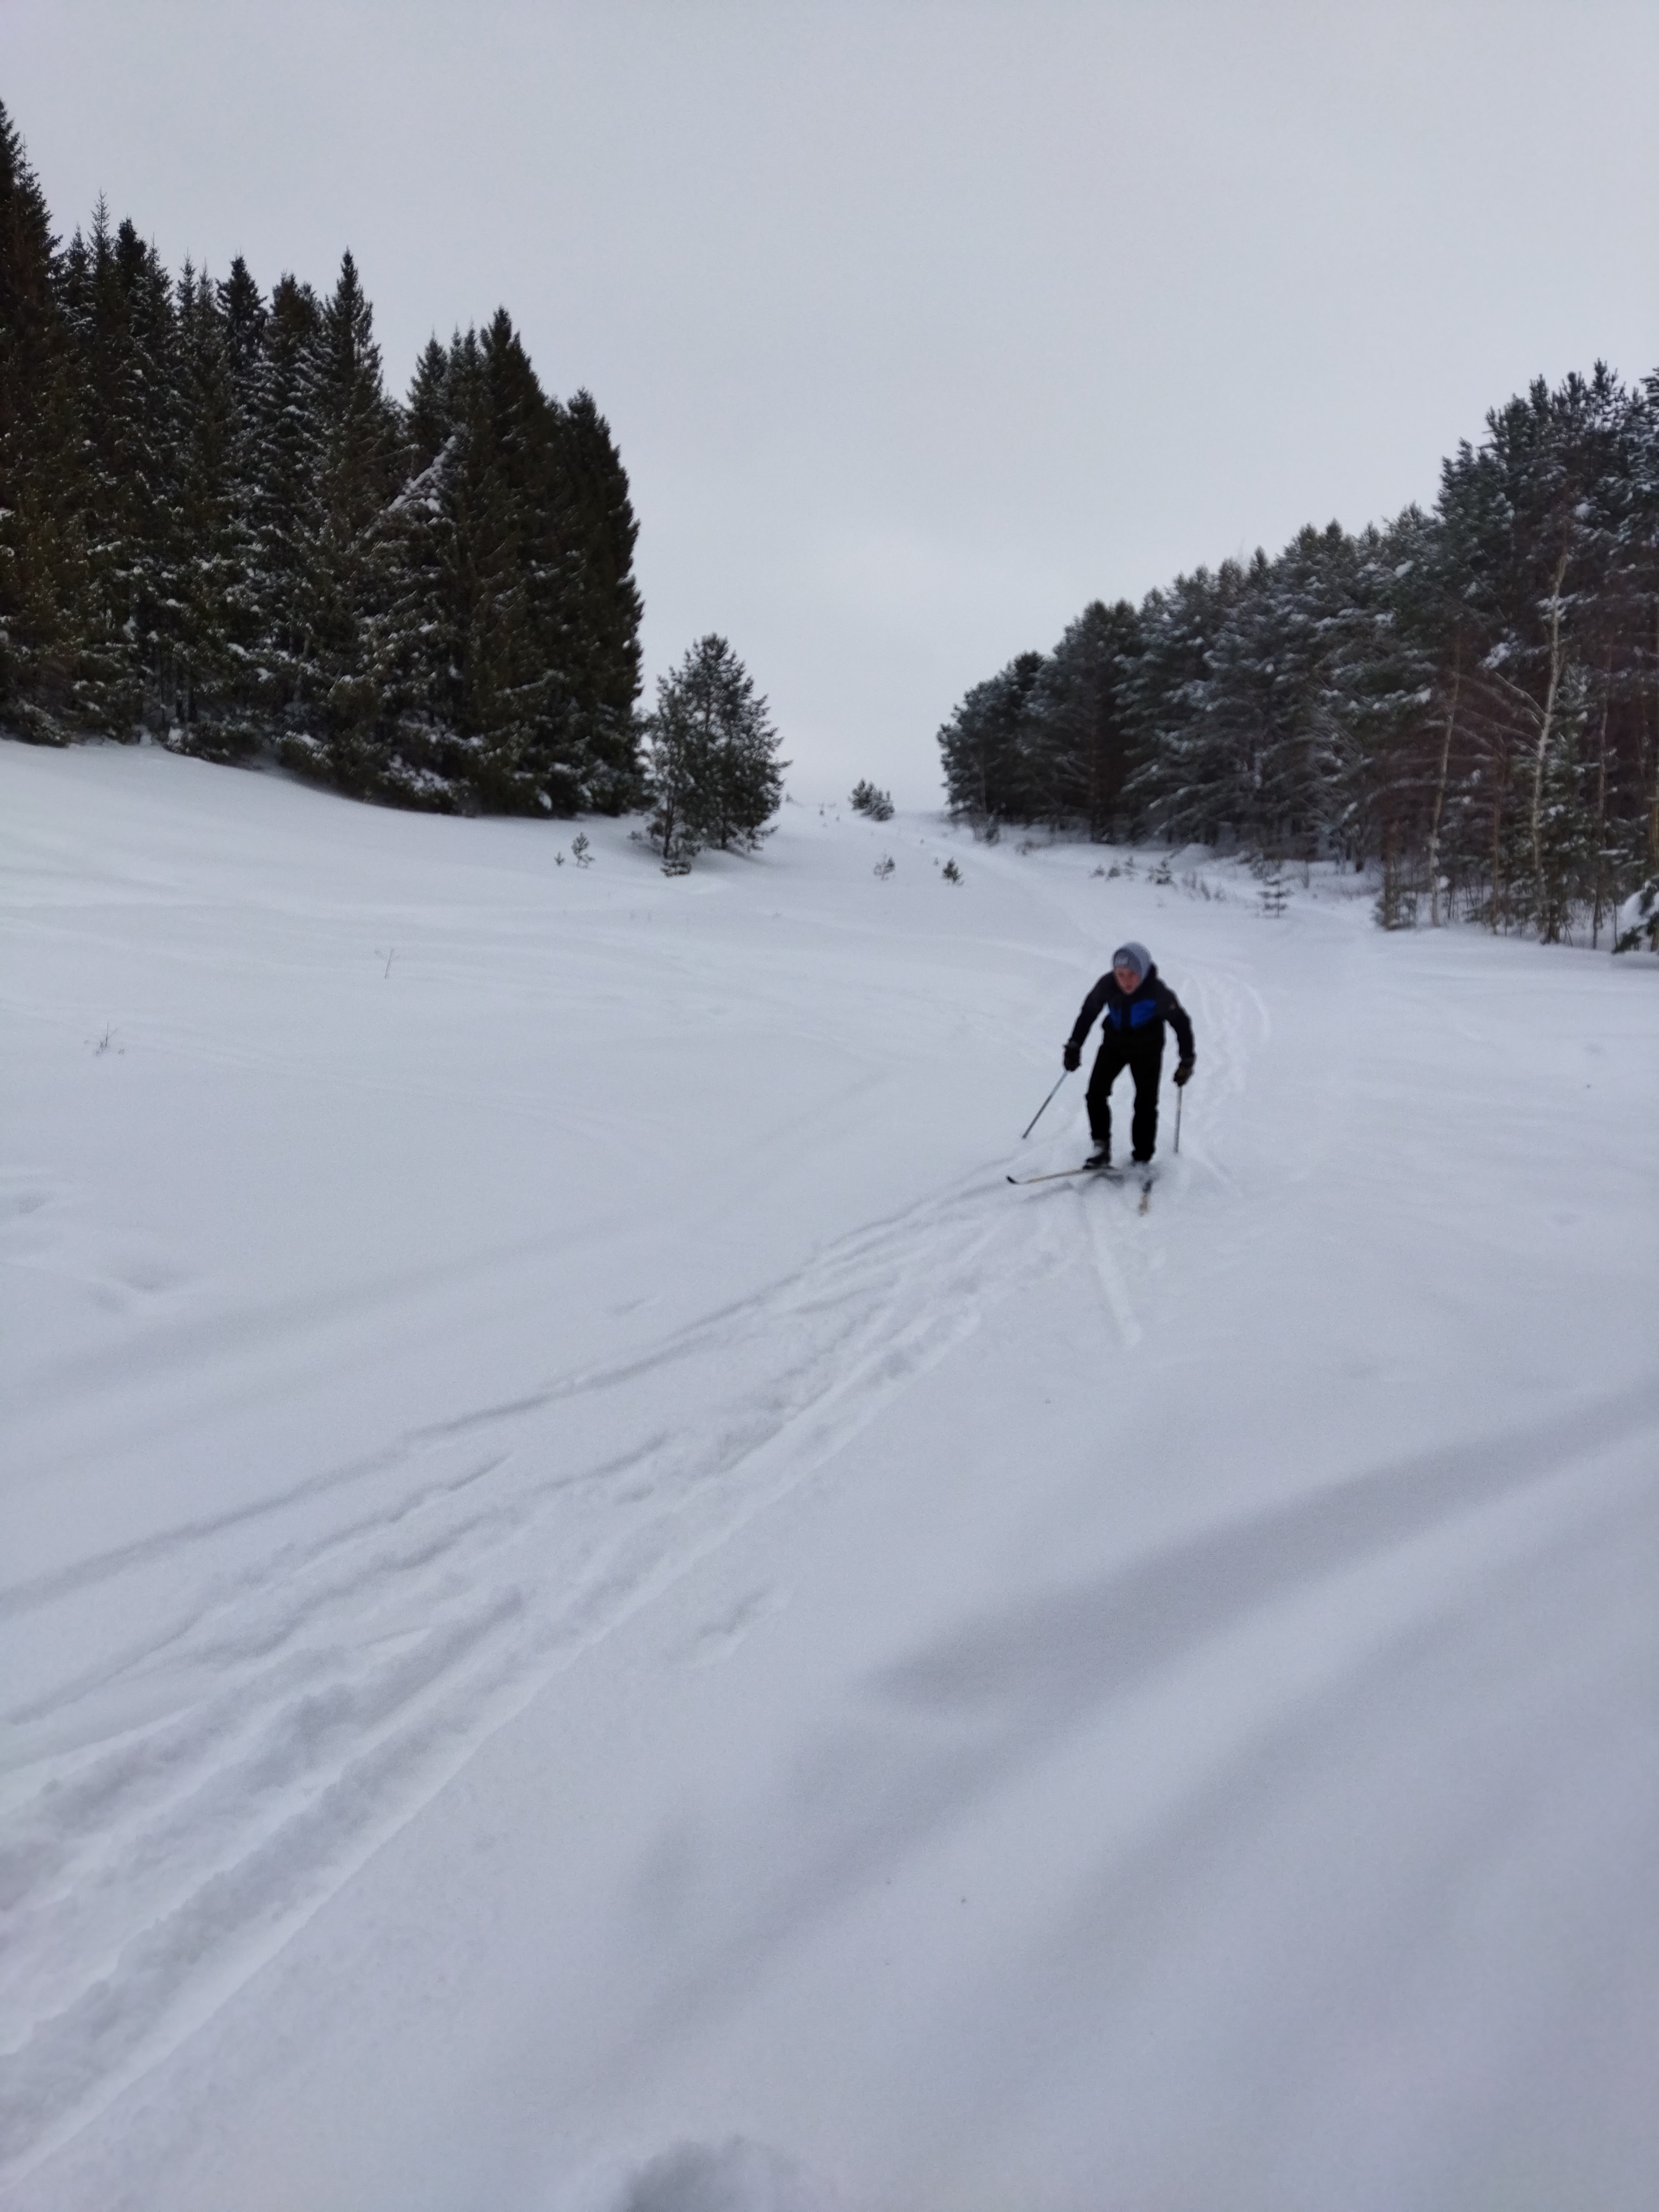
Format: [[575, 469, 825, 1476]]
[[3, 738, 1656, 2212]]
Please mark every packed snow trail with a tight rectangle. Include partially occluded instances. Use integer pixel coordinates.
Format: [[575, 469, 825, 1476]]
[[3, 1183, 1079, 2177], [2, 743, 1656, 2211]]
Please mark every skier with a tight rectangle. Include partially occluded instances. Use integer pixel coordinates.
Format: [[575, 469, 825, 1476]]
[[1062, 941, 1194, 1170]]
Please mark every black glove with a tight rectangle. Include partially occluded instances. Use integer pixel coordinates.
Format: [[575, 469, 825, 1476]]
[[1173, 1057, 1194, 1087], [1062, 1040, 1082, 1072]]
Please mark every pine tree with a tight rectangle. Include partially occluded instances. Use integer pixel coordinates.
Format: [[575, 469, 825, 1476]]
[[1259, 521, 1367, 859], [1123, 564, 1245, 844], [1436, 368, 1635, 933], [937, 649, 1047, 824], [1027, 598, 1141, 837], [1532, 664, 1596, 941], [644, 635, 785, 867], [944, 360, 1654, 945]]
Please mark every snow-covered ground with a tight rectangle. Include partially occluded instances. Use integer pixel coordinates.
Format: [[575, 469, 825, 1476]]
[[3, 738, 1656, 2212]]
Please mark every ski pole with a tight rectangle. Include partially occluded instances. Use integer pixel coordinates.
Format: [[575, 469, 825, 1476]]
[[1021, 1069, 1070, 1140], [1174, 1084, 1183, 1155]]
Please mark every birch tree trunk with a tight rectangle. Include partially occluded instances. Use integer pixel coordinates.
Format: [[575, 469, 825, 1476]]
[[1489, 738, 1510, 931], [1527, 544, 1573, 930], [1590, 684, 1609, 948], [1427, 641, 1462, 927]]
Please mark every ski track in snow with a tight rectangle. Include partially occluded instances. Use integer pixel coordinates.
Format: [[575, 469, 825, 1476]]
[[0, 1173, 1077, 2182], [0, 848, 1504, 2192], [8, 755, 1655, 2208], [1009, 943, 1264, 1349]]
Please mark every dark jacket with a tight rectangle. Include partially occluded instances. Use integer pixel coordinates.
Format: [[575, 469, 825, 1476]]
[[1069, 963, 1194, 1061]]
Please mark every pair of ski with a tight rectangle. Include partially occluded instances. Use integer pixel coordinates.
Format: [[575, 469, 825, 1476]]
[[1008, 1159, 1159, 1211]]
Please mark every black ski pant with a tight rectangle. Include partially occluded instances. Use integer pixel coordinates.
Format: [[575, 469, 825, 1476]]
[[1087, 1037, 1163, 1161]]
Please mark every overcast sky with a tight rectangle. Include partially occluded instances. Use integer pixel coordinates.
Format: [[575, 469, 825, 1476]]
[[8, 1, 1657, 804]]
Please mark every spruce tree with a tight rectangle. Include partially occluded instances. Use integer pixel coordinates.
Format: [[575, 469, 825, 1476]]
[[56, 205, 180, 733], [305, 251, 403, 787], [0, 100, 88, 740], [216, 257, 267, 399], [367, 317, 645, 817], [467, 310, 566, 810], [159, 262, 244, 752], [2, 103, 652, 819], [553, 389, 644, 810], [361, 358, 462, 802], [369, 316, 556, 811], [404, 334, 453, 472], [243, 273, 322, 726]]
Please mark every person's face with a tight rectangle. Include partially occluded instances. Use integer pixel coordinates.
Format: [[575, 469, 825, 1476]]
[[1114, 961, 1142, 992]]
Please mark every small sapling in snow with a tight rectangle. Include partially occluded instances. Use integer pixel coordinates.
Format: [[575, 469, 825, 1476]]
[[571, 832, 593, 867], [849, 780, 894, 821], [873, 854, 895, 879], [941, 859, 962, 884]]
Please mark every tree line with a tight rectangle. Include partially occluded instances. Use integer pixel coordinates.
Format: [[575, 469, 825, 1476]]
[[0, 101, 643, 815], [938, 364, 1659, 945]]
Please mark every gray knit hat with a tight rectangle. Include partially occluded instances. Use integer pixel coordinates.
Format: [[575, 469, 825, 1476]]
[[1112, 941, 1152, 980]]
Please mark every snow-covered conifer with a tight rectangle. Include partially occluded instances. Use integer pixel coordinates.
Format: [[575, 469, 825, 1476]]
[[242, 273, 322, 723], [644, 635, 785, 867], [1027, 599, 1140, 838], [937, 649, 1046, 826], [551, 390, 645, 812], [0, 101, 89, 742], [155, 262, 247, 753]]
